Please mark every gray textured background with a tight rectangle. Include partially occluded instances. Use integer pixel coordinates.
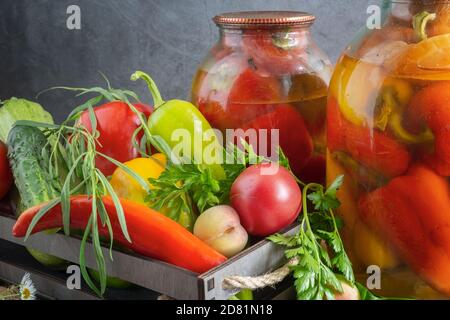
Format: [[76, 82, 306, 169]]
[[0, 0, 374, 122]]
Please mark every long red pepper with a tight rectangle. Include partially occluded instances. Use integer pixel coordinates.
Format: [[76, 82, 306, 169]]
[[13, 195, 227, 274], [359, 165, 450, 295]]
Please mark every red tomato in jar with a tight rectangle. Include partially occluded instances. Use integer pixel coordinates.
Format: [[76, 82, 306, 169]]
[[195, 53, 249, 131], [226, 67, 282, 127], [196, 61, 283, 131], [197, 99, 234, 132], [228, 68, 282, 104], [0, 141, 13, 200], [230, 163, 302, 236], [242, 33, 305, 75], [240, 105, 314, 178]]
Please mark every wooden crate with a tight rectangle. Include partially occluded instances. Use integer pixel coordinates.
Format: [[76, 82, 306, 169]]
[[0, 209, 297, 300]]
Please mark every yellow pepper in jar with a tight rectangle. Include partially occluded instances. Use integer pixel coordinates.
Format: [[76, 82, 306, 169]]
[[374, 78, 434, 145], [352, 220, 400, 270], [329, 56, 384, 126], [327, 151, 400, 271]]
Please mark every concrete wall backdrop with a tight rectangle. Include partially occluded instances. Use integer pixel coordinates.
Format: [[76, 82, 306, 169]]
[[0, 0, 374, 121]]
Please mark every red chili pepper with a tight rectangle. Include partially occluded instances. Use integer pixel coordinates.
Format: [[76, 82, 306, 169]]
[[79, 102, 152, 176], [407, 81, 450, 176], [12, 195, 227, 273], [241, 104, 313, 177], [327, 98, 411, 178], [0, 141, 12, 200], [359, 165, 450, 295]]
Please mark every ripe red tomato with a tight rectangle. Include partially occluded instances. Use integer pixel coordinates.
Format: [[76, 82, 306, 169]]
[[0, 141, 13, 200], [230, 163, 302, 236]]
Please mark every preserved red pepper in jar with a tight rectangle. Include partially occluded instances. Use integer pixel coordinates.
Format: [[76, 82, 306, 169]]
[[192, 11, 332, 184], [327, 0, 450, 299]]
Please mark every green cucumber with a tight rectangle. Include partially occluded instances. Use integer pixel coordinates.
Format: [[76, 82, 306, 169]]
[[88, 269, 133, 289], [7, 125, 61, 208], [7, 125, 67, 268]]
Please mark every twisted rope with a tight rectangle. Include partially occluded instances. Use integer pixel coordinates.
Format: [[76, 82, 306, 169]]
[[222, 257, 299, 291], [157, 257, 298, 300]]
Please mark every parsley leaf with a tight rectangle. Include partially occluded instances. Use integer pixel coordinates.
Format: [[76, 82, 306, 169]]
[[269, 176, 355, 300]]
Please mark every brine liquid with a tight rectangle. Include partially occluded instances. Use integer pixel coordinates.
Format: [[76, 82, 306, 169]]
[[328, 54, 450, 299], [193, 69, 330, 183]]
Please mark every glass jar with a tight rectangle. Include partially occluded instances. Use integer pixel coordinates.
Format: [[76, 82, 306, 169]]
[[327, 0, 450, 299], [192, 11, 332, 183]]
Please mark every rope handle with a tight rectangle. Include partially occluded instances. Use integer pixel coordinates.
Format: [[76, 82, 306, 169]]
[[157, 257, 299, 300], [222, 257, 298, 291]]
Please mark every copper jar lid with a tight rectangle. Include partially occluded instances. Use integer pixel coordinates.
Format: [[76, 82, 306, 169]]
[[213, 11, 316, 29]]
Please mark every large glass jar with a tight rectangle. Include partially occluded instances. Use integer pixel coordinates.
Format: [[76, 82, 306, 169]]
[[192, 11, 332, 183], [327, 0, 450, 299]]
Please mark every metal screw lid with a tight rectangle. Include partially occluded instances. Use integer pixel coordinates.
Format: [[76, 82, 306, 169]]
[[213, 11, 316, 29]]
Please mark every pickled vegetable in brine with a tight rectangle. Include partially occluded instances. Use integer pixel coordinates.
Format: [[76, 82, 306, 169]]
[[192, 14, 332, 184], [193, 67, 330, 183], [327, 31, 450, 299]]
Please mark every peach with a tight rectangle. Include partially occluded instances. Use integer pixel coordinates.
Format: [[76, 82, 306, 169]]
[[335, 281, 360, 300], [194, 205, 248, 258]]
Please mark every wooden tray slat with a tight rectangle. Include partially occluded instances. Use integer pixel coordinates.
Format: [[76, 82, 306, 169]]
[[0, 212, 297, 300]]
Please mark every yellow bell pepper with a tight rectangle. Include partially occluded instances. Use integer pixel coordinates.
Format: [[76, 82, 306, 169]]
[[110, 154, 195, 230], [110, 154, 167, 204]]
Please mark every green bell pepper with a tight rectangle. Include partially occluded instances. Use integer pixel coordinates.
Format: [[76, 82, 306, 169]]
[[131, 71, 225, 180]]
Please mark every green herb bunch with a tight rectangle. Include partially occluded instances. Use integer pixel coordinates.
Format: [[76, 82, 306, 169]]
[[147, 142, 290, 219], [268, 176, 355, 300], [20, 78, 151, 296], [148, 139, 359, 300]]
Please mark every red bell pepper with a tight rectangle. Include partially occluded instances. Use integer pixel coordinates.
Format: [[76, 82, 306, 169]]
[[78, 102, 152, 176], [13, 195, 227, 273], [327, 98, 411, 178], [0, 141, 12, 200], [240, 104, 313, 177], [359, 165, 450, 295], [407, 82, 450, 176]]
